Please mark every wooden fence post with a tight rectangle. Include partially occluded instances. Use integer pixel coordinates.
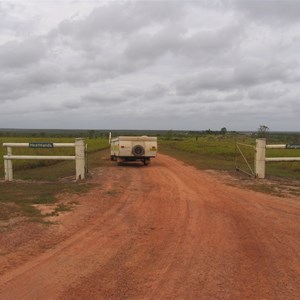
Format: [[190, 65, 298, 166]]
[[75, 138, 86, 180], [255, 138, 266, 179]]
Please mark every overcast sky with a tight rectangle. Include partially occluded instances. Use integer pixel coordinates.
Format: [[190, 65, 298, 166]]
[[0, 0, 299, 131]]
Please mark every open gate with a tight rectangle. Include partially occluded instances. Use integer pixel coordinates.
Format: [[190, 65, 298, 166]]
[[235, 142, 256, 177], [236, 139, 300, 179]]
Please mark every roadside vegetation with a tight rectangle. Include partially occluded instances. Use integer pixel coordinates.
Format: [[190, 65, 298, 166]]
[[0, 182, 91, 224], [0, 135, 109, 224], [158, 131, 300, 197], [0, 147, 112, 225], [158, 132, 300, 180]]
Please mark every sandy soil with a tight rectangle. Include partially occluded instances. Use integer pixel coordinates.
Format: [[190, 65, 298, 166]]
[[0, 154, 299, 299]]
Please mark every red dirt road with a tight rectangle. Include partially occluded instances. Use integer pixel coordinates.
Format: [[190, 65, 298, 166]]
[[0, 154, 299, 299]]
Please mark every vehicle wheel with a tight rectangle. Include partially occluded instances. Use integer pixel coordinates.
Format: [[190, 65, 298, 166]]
[[132, 145, 145, 156], [144, 158, 150, 165]]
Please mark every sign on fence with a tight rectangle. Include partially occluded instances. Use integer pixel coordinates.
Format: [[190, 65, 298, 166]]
[[29, 142, 54, 148], [286, 144, 300, 149]]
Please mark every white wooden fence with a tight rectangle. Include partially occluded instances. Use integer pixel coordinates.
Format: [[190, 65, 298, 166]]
[[255, 138, 300, 178], [3, 138, 86, 181]]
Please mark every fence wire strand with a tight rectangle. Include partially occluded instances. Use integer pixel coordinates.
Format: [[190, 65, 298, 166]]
[[235, 143, 255, 177]]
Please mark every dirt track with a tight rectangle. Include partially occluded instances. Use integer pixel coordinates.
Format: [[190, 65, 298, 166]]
[[0, 154, 299, 299]]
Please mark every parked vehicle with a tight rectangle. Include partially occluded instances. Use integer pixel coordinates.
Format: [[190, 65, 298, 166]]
[[110, 135, 157, 165]]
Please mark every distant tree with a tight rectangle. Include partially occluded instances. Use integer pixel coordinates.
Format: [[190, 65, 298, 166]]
[[88, 130, 96, 139], [220, 127, 227, 135], [257, 125, 269, 137], [166, 129, 173, 140]]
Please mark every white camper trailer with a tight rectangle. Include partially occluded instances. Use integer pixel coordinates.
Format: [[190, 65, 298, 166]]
[[110, 135, 157, 165]]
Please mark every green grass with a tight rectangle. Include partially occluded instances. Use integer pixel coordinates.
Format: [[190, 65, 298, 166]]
[[159, 134, 253, 172], [0, 146, 110, 223], [159, 134, 300, 180], [0, 181, 92, 222], [159, 134, 300, 197]]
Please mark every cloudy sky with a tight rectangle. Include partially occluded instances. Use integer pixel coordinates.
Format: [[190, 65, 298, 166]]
[[0, 0, 299, 131]]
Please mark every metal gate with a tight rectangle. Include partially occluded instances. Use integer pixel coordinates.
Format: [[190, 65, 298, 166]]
[[236, 139, 300, 179], [235, 142, 256, 177]]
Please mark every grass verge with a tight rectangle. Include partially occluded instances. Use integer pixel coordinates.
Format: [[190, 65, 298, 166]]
[[0, 182, 91, 223], [159, 137, 300, 197], [0, 148, 110, 223], [159, 136, 300, 179]]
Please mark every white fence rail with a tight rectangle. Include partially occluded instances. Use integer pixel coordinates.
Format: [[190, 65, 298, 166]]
[[3, 138, 86, 181], [255, 138, 300, 178], [2, 143, 75, 148]]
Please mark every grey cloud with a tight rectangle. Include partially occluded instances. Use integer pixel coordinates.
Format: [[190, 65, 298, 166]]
[[0, 3, 36, 36], [46, 2, 244, 87], [0, 38, 47, 69], [197, 90, 244, 104], [234, 58, 291, 87], [46, 3, 187, 80], [123, 88, 144, 98], [52, 2, 215, 66], [247, 85, 288, 101], [62, 53, 150, 85], [79, 84, 168, 110], [82, 92, 128, 105], [143, 84, 169, 99], [181, 22, 244, 58], [0, 0, 299, 131], [233, 0, 300, 25], [61, 67, 100, 86], [57, 1, 185, 39], [25, 63, 63, 86], [39, 103, 62, 112], [223, 91, 243, 103], [0, 85, 27, 102], [0, 63, 62, 102], [169, 90, 243, 106], [62, 100, 82, 109], [125, 22, 244, 63], [174, 68, 235, 95], [0, 73, 29, 101], [133, 1, 185, 23], [125, 27, 182, 61], [121, 84, 168, 101], [174, 58, 299, 96], [86, 57, 146, 78]]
